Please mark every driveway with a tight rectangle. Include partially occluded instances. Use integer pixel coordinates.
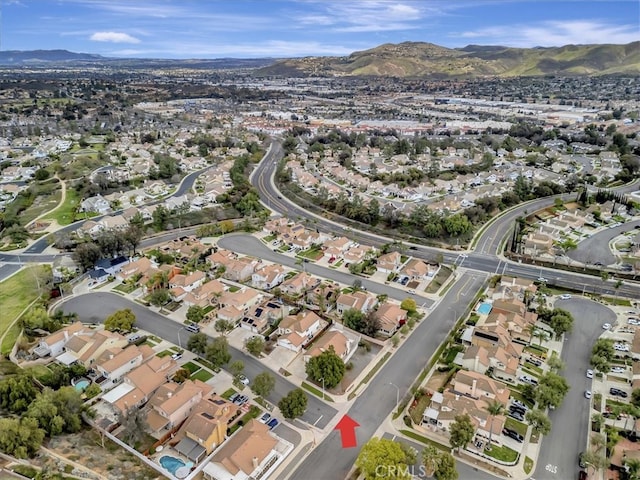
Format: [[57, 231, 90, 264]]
[[56, 292, 337, 429], [532, 298, 616, 480], [566, 219, 640, 267]]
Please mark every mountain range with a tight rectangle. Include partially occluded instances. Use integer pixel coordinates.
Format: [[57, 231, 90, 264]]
[[1, 41, 638, 77]]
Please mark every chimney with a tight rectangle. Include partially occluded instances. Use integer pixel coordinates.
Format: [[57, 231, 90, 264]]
[[252, 457, 259, 470], [167, 392, 172, 398]]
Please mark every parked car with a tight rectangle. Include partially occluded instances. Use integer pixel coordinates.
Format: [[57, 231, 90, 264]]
[[586, 369, 593, 379], [237, 374, 250, 386], [186, 323, 200, 333], [502, 428, 524, 443], [584, 390, 592, 399], [508, 411, 525, 421], [259, 413, 271, 424], [267, 418, 279, 430], [559, 294, 572, 300], [229, 393, 239, 403], [234, 394, 249, 405], [610, 388, 628, 398], [610, 366, 626, 374], [171, 352, 183, 361], [628, 318, 640, 326], [511, 399, 528, 410], [519, 375, 538, 386], [602, 323, 612, 330]]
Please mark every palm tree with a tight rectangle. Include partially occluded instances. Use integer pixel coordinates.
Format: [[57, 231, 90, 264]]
[[590, 432, 606, 454], [422, 445, 441, 477], [525, 324, 537, 345], [533, 328, 549, 346], [626, 458, 640, 480], [485, 400, 504, 450]]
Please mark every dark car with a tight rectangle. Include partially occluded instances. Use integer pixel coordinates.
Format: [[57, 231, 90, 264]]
[[510, 406, 526, 416], [502, 428, 524, 443], [267, 418, 279, 430], [578, 470, 587, 480], [610, 388, 628, 398]]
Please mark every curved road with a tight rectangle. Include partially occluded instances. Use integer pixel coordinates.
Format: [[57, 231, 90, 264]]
[[56, 292, 337, 429], [566, 219, 640, 267], [251, 150, 640, 299], [533, 297, 615, 480]]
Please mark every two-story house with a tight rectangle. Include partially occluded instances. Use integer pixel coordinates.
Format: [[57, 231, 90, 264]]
[[203, 419, 294, 480], [376, 251, 403, 273], [146, 379, 214, 433], [374, 302, 408, 337], [33, 321, 87, 358], [169, 271, 207, 301], [251, 264, 287, 290], [217, 288, 264, 324], [303, 329, 358, 364], [279, 272, 320, 297], [277, 311, 327, 352], [241, 300, 289, 334], [183, 279, 226, 308], [336, 291, 378, 315]]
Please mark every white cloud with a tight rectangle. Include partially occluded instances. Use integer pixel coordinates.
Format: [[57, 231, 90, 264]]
[[457, 20, 640, 47], [90, 31, 141, 43]]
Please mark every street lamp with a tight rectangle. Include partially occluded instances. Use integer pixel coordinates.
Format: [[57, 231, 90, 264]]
[[389, 382, 399, 411], [319, 377, 325, 400]]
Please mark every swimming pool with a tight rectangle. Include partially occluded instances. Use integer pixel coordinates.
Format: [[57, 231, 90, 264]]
[[72, 377, 91, 392], [160, 456, 192, 478], [477, 302, 492, 315]]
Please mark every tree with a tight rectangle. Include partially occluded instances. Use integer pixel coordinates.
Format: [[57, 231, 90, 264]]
[[252, 372, 276, 397], [525, 409, 551, 436], [229, 360, 244, 377], [149, 288, 170, 306], [485, 400, 504, 448], [549, 311, 573, 339], [25, 387, 84, 436], [205, 337, 231, 369], [245, 336, 265, 357], [547, 354, 565, 372], [342, 308, 365, 330], [173, 368, 190, 383], [278, 388, 308, 419], [355, 437, 412, 480], [186, 305, 205, 324], [625, 458, 640, 480], [400, 298, 417, 314], [0, 417, 45, 458], [305, 347, 346, 390], [449, 413, 475, 452], [535, 372, 569, 409], [214, 319, 235, 336], [0, 374, 39, 413], [104, 308, 135, 332], [532, 327, 549, 346], [422, 445, 441, 477], [632, 388, 640, 408], [187, 332, 208, 355], [73, 242, 102, 271], [590, 338, 615, 373], [434, 451, 458, 480]]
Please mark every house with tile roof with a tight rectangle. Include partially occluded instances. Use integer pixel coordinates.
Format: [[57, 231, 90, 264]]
[[374, 302, 408, 337], [183, 279, 226, 308], [277, 311, 327, 353], [202, 419, 294, 480], [146, 379, 214, 433], [240, 300, 289, 334], [336, 291, 378, 315], [171, 396, 240, 462], [303, 329, 358, 364], [279, 272, 320, 297], [376, 251, 403, 273], [33, 321, 88, 358], [251, 263, 287, 290]]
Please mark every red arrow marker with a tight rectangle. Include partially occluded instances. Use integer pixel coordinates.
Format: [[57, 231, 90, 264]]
[[335, 415, 360, 448]]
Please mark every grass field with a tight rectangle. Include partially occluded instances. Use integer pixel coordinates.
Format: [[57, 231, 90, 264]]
[[0, 266, 47, 355], [45, 188, 79, 225], [191, 369, 213, 382], [21, 189, 62, 225]]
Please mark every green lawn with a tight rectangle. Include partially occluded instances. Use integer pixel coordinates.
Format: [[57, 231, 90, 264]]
[[221, 388, 237, 400], [191, 369, 213, 382], [0, 266, 47, 355], [182, 361, 200, 374], [298, 248, 323, 260], [195, 358, 220, 372], [113, 282, 138, 294], [505, 417, 528, 436], [484, 444, 519, 463], [44, 188, 79, 226], [20, 189, 62, 225], [157, 349, 173, 358], [301, 381, 334, 402], [399, 430, 449, 452], [524, 456, 534, 475], [425, 266, 452, 294]]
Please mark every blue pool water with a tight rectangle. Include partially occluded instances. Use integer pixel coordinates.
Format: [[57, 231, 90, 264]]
[[477, 302, 492, 315], [160, 456, 188, 475], [73, 379, 90, 391]]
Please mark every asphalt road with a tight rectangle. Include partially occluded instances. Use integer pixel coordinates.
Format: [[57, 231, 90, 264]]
[[290, 272, 487, 480], [251, 144, 640, 300], [532, 297, 616, 480], [217, 234, 434, 308], [56, 292, 337, 429], [566, 219, 640, 267]]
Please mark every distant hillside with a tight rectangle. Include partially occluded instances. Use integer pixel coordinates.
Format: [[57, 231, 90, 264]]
[[257, 41, 640, 78], [0, 49, 276, 70], [0, 49, 105, 64]]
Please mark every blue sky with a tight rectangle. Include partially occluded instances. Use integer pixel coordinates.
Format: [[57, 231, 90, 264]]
[[2, 0, 639, 58]]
